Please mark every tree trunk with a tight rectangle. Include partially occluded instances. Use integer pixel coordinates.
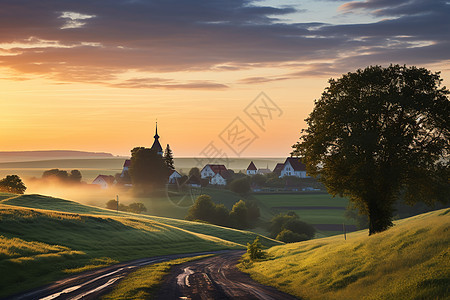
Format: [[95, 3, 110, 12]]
[[367, 198, 393, 235]]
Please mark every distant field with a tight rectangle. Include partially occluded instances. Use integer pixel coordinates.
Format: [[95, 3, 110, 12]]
[[240, 208, 450, 300], [252, 193, 355, 237], [0, 193, 281, 297]]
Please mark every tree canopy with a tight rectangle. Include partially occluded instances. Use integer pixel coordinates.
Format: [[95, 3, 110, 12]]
[[293, 65, 449, 235], [0, 175, 27, 194], [129, 147, 170, 193]]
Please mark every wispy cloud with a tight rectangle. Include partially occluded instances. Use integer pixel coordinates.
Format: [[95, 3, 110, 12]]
[[0, 0, 448, 88]]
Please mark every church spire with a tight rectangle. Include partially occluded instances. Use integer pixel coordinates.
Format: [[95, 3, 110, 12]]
[[154, 121, 159, 139], [151, 121, 163, 155]]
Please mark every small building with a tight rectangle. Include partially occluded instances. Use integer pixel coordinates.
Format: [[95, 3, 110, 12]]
[[201, 164, 230, 185], [92, 175, 115, 189], [121, 159, 131, 177], [210, 170, 231, 185], [246, 161, 257, 175], [169, 170, 182, 184], [280, 157, 308, 178], [273, 163, 285, 176], [257, 168, 271, 175]]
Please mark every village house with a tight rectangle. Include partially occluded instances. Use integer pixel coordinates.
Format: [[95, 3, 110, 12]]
[[272, 163, 285, 176], [169, 169, 182, 184], [246, 161, 257, 175], [92, 175, 115, 189], [279, 157, 308, 178], [201, 164, 230, 186]]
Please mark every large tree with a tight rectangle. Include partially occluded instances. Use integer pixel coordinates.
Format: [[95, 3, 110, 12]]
[[293, 65, 449, 235], [129, 147, 170, 193], [0, 175, 27, 194]]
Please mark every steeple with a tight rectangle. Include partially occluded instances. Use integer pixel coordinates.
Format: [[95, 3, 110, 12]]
[[150, 121, 163, 155], [154, 121, 159, 139]]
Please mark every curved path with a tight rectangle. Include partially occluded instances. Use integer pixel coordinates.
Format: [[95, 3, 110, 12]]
[[5, 251, 229, 300], [156, 251, 299, 300], [6, 250, 298, 300]]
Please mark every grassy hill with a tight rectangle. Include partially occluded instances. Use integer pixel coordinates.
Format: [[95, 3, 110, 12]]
[[240, 208, 450, 300], [0, 193, 281, 297]]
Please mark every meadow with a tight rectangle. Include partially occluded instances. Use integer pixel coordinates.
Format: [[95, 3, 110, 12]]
[[252, 193, 354, 237], [240, 208, 450, 300], [0, 193, 281, 297]]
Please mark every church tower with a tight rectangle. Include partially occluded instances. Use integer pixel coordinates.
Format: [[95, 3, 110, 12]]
[[150, 122, 163, 155]]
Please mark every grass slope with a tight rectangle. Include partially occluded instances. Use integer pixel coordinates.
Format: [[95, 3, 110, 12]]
[[240, 208, 450, 300], [0, 194, 281, 297]]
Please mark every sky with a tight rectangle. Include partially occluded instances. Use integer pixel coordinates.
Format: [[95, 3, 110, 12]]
[[0, 0, 449, 157]]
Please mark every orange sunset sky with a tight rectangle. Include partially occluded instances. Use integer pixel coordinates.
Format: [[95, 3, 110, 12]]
[[1, 0, 449, 157]]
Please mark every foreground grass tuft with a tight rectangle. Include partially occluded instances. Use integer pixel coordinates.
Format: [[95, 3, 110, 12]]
[[239, 208, 450, 300]]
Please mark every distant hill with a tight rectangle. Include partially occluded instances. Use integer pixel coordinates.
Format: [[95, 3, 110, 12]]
[[0, 150, 115, 162]]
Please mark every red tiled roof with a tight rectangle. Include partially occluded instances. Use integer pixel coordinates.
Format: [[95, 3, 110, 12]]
[[285, 157, 306, 171], [207, 164, 228, 174], [247, 161, 257, 170]]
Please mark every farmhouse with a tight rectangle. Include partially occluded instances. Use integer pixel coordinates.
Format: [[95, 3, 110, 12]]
[[92, 175, 115, 189], [169, 169, 182, 184], [201, 164, 231, 185], [279, 157, 308, 178], [246, 161, 257, 175]]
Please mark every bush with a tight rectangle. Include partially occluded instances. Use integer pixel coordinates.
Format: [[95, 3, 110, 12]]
[[276, 229, 308, 243], [128, 202, 147, 214], [229, 200, 249, 229], [269, 211, 315, 242], [229, 177, 250, 195], [246, 237, 265, 260]]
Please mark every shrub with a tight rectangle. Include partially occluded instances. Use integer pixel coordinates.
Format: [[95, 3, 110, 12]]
[[276, 229, 308, 243], [229, 177, 251, 195], [246, 237, 265, 260], [230, 200, 249, 229]]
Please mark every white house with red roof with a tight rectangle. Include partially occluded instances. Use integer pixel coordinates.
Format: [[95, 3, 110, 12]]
[[201, 164, 230, 185], [92, 175, 115, 189], [246, 161, 257, 175], [280, 157, 308, 178]]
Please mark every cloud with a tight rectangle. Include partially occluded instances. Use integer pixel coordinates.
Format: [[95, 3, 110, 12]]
[[108, 77, 229, 90], [0, 0, 448, 88]]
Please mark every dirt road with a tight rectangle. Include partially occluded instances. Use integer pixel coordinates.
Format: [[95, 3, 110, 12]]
[[156, 251, 299, 300], [6, 250, 298, 300], [5, 251, 229, 300]]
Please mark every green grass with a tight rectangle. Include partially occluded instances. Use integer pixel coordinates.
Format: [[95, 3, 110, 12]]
[[102, 254, 212, 300], [239, 208, 450, 300], [252, 193, 354, 237], [0, 194, 281, 297]]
